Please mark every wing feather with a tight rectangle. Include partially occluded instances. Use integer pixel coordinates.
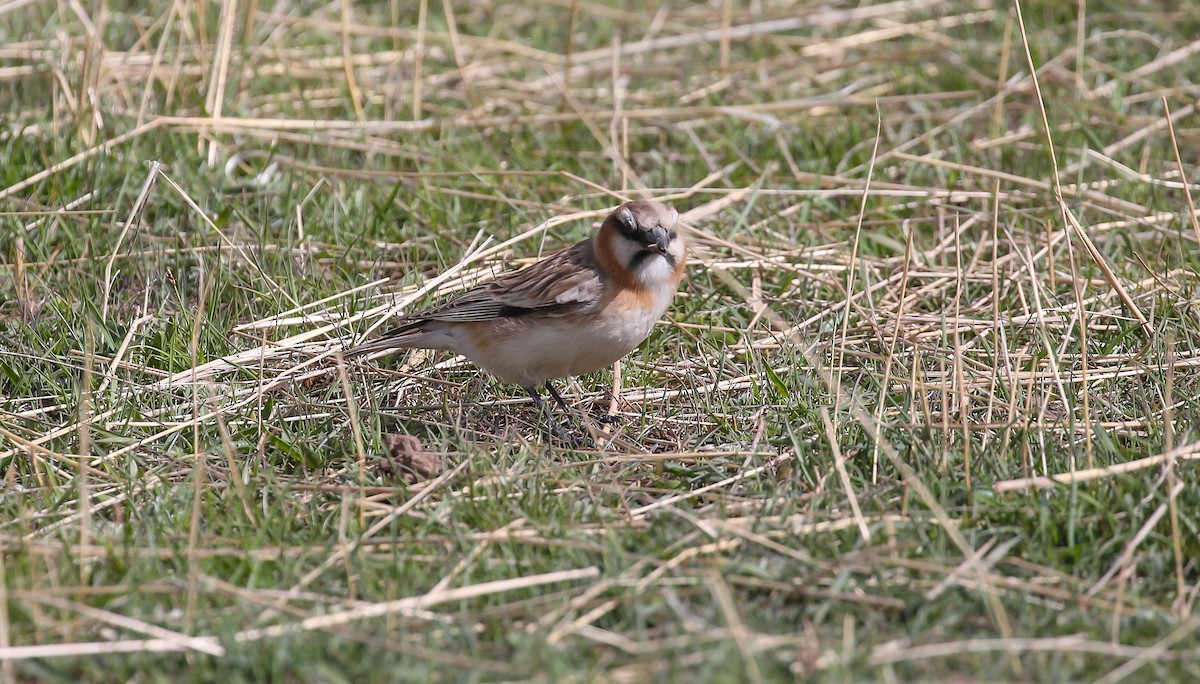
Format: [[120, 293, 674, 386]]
[[410, 239, 604, 323]]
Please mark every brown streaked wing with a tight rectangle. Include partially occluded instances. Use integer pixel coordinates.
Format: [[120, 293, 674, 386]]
[[410, 239, 604, 323]]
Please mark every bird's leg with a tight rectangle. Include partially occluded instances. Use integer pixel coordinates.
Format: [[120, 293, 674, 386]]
[[545, 381, 611, 441], [525, 385, 579, 444], [543, 381, 571, 413]]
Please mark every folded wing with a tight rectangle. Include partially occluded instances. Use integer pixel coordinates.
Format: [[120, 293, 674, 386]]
[[411, 240, 604, 322]]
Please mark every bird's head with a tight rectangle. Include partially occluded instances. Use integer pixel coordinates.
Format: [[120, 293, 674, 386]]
[[600, 200, 686, 285]]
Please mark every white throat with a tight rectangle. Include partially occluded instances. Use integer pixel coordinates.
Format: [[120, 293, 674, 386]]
[[608, 235, 681, 287]]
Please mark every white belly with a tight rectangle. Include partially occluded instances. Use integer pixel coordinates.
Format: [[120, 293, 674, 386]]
[[466, 297, 669, 387]]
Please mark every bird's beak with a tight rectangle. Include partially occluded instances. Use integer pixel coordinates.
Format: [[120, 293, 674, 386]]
[[648, 227, 671, 254]]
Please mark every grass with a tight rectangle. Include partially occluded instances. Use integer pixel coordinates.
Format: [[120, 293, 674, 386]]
[[2, 0, 1200, 680]]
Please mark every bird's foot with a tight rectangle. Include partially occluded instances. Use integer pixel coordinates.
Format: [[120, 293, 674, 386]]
[[546, 418, 590, 448], [526, 384, 600, 448]]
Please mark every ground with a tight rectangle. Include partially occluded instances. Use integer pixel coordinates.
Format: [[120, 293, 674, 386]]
[[2, 0, 1200, 681]]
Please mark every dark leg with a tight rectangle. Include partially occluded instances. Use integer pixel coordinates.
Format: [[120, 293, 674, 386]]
[[544, 381, 601, 445], [524, 385, 547, 413], [544, 381, 618, 437], [525, 385, 578, 444], [544, 381, 571, 413]]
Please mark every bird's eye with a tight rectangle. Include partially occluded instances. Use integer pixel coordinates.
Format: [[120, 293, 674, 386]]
[[616, 207, 637, 232]]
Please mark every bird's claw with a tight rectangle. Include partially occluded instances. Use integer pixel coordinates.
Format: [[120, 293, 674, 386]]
[[547, 419, 588, 448]]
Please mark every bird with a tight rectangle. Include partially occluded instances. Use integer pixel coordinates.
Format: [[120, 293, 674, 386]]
[[346, 200, 687, 440]]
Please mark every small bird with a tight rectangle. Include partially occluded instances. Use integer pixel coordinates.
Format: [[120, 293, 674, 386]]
[[348, 200, 688, 439]]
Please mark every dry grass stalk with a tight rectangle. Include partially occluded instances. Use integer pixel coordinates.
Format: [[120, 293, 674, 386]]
[[1, 0, 1198, 677]]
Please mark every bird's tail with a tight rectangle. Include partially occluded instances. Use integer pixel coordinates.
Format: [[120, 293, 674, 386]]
[[343, 320, 430, 359]]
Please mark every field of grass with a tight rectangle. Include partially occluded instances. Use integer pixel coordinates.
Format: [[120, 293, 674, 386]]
[[3, 0, 1200, 680]]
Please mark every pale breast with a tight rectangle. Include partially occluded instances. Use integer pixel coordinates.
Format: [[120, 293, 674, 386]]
[[459, 284, 675, 387]]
